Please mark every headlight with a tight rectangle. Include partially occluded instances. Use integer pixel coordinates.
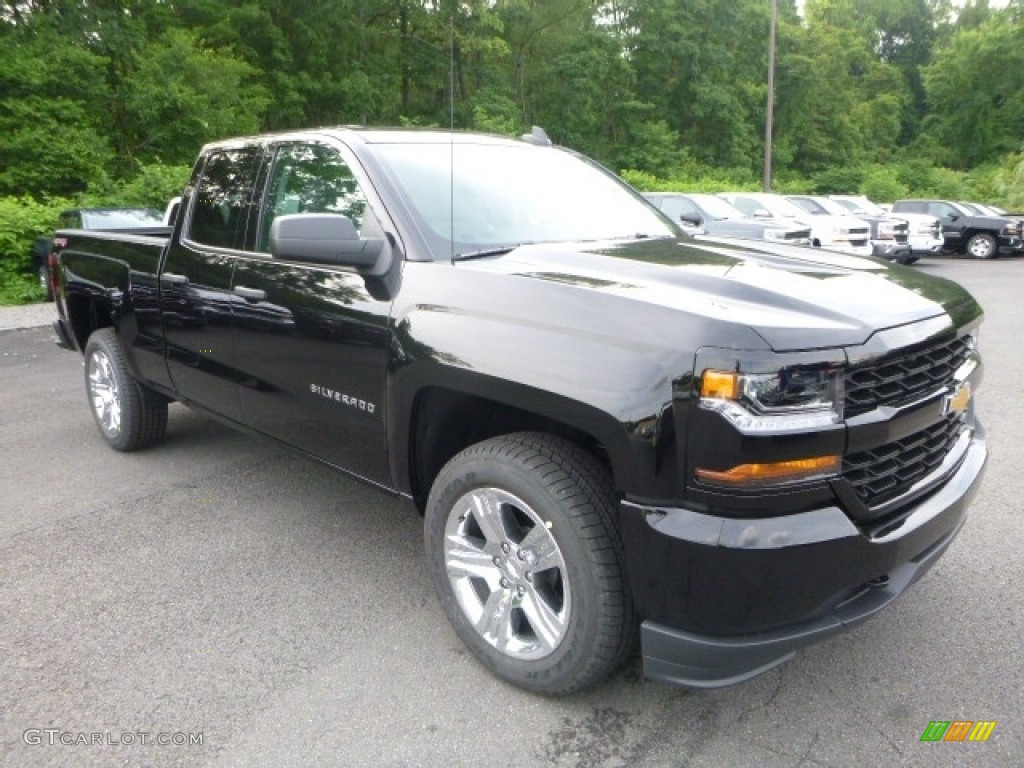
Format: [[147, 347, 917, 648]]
[[763, 229, 788, 242], [699, 365, 844, 433]]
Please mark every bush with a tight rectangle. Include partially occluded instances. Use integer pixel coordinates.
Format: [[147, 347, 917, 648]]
[[0, 195, 71, 305], [80, 162, 191, 209], [620, 162, 759, 194], [860, 165, 909, 202]]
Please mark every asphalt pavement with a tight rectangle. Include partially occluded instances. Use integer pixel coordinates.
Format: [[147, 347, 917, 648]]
[[1, 258, 1021, 767]]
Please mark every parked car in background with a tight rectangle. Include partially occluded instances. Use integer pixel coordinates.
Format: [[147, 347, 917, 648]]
[[960, 202, 1024, 235], [830, 195, 944, 263], [788, 195, 912, 264], [644, 192, 811, 245], [891, 199, 1023, 259], [33, 207, 165, 300], [719, 192, 872, 256]]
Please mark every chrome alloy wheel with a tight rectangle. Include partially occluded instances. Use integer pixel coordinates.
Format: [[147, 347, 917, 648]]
[[443, 487, 571, 660], [87, 348, 122, 436]]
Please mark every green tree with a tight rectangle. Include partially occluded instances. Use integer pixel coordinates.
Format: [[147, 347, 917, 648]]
[[0, 24, 112, 197], [923, 14, 1024, 167], [120, 28, 268, 165]]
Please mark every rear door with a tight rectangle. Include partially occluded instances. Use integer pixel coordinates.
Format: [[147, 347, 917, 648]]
[[160, 147, 263, 421], [230, 140, 393, 485]]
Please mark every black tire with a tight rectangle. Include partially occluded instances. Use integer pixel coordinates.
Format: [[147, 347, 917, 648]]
[[424, 432, 636, 694], [83, 328, 168, 451], [38, 264, 54, 301], [965, 233, 997, 259]]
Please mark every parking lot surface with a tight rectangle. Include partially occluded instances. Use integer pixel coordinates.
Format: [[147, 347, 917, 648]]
[[1, 257, 1021, 767]]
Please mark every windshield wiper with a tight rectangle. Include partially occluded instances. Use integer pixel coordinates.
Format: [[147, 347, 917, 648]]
[[453, 244, 531, 261]]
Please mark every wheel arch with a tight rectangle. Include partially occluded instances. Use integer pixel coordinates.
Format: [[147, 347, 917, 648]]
[[393, 376, 641, 514]]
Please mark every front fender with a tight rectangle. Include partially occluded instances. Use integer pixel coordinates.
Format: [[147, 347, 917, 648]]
[[386, 298, 694, 500]]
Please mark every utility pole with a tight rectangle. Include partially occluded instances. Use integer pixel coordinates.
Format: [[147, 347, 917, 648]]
[[763, 0, 777, 192]]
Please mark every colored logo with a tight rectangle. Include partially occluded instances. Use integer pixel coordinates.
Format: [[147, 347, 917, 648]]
[[943, 382, 971, 416], [920, 720, 996, 742]]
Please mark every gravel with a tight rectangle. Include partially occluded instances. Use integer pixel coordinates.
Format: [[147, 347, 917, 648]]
[[0, 302, 57, 332]]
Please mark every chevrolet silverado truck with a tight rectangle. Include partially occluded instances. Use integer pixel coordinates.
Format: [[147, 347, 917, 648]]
[[891, 199, 1023, 259], [719, 192, 873, 256], [52, 128, 987, 694], [830, 195, 944, 262], [787, 194, 912, 264]]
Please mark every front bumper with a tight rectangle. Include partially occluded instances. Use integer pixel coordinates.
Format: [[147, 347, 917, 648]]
[[908, 234, 944, 256], [996, 236, 1022, 254], [622, 428, 987, 688], [871, 241, 913, 262]]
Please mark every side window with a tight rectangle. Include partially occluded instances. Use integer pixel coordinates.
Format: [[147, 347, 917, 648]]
[[661, 198, 699, 221], [259, 143, 369, 252], [928, 202, 955, 220], [189, 147, 261, 250]]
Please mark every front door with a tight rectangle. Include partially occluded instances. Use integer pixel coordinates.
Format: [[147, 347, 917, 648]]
[[230, 141, 392, 485]]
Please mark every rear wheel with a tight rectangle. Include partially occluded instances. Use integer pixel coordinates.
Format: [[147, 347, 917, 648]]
[[424, 432, 636, 694], [84, 328, 168, 451], [965, 233, 996, 259]]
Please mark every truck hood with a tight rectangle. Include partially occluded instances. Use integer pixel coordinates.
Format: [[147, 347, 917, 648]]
[[456, 237, 979, 351], [800, 213, 869, 232]]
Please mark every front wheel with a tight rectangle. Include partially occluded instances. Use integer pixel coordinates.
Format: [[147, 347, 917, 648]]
[[966, 233, 996, 259], [424, 433, 636, 695], [84, 328, 168, 451]]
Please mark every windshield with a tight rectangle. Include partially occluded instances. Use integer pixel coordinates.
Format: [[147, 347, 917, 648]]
[[789, 197, 828, 215], [746, 195, 807, 219], [812, 197, 853, 216], [371, 141, 674, 258], [834, 197, 885, 216], [689, 194, 747, 220]]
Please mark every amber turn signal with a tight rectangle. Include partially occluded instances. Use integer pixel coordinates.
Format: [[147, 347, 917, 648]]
[[695, 455, 840, 487], [700, 370, 739, 400]]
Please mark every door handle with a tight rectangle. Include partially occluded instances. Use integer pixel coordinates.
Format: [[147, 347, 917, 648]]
[[234, 285, 266, 302], [161, 272, 189, 285]]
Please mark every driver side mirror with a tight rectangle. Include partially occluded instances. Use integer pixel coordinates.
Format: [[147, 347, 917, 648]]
[[270, 213, 391, 276], [679, 213, 703, 228]]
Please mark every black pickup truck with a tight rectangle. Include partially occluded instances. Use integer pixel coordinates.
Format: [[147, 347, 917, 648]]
[[52, 128, 987, 694], [891, 199, 1023, 259]]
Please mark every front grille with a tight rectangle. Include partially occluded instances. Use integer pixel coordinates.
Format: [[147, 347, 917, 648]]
[[845, 335, 973, 417], [843, 413, 966, 509], [784, 229, 812, 241]]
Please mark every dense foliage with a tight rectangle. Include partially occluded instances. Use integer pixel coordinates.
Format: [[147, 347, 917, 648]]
[[2, 0, 1023, 303]]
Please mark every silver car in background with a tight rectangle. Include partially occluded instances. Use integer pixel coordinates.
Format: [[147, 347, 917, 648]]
[[644, 192, 811, 245], [719, 192, 872, 256]]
